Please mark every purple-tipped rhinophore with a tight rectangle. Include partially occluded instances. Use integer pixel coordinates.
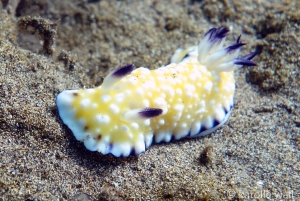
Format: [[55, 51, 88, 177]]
[[139, 108, 163, 118], [101, 64, 135, 89], [112, 64, 135, 77]]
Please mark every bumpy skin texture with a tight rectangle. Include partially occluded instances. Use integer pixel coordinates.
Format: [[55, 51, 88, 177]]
[[56, 27, 257, 157]]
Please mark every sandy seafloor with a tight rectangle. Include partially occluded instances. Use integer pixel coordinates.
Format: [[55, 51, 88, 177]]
[[0, 0, 299, 200]]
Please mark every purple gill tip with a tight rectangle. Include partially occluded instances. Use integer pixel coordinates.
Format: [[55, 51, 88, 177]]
[[138, 108, 163, 118], [111, 64, 134, 77], [205, 28, 216, 37], [236, 35, 242, 44], [226, 43, 246, 53], [234, 58, 257, 66], [208, 26, 230, 42], [241, 50, 258, 61]]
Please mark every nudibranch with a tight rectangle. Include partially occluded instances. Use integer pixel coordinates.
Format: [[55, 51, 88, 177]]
[[56, 27, 257, 157]]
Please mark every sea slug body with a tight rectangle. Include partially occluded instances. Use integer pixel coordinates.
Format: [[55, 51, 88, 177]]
[[56, 27, 257, 157]]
